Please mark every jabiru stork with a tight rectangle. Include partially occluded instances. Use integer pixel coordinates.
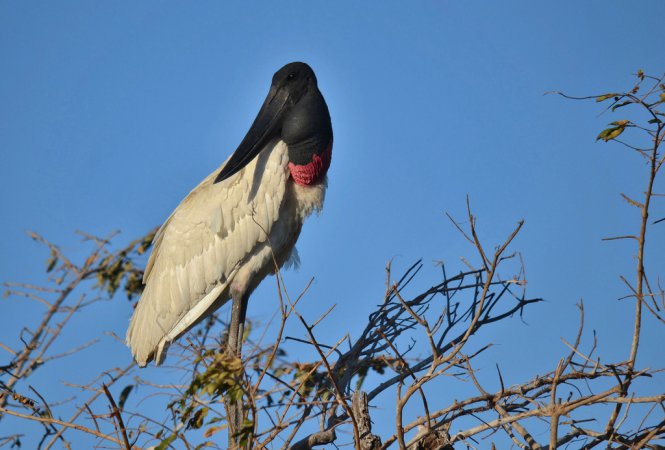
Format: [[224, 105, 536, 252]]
[[126, 62, 333, 367]]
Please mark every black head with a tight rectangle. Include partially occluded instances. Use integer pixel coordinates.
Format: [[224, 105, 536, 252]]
[[214, 62, 331, 183], [272, 61, 317, 96]]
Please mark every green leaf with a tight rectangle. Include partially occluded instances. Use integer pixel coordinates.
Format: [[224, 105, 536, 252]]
[[203, 425, 226, 438], [610, 120, 630, 126], [611, 100, 632, 111], [187, 407, 208, 430], [596, 120, 631, 142], [238, 419, 255, 447], [596, 93, 618, 102], [154, 434, 177, 450], [596, 126, 625, 142], [118, 385, 133, 411], [46, 249, 58, 273]]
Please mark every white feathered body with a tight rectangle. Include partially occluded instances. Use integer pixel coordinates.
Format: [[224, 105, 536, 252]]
[[127, 140, 325, 366]]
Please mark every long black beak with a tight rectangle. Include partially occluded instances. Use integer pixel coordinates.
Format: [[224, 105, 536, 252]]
[[214, 87, 290, 183]]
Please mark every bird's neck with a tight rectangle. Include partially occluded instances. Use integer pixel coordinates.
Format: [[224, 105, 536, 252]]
[[288, 139, 332, 186], [283, 89, 333, 186]]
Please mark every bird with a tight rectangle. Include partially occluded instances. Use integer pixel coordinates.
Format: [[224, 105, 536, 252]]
[[126, 62, 333, 367]]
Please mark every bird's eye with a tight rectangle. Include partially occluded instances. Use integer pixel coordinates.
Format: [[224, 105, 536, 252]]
[[287, 72, 296, 80]]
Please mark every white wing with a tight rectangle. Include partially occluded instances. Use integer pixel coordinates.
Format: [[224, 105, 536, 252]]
[[127, 140, 290, 366]]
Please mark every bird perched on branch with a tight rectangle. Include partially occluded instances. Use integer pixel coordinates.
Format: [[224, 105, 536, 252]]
[[126, 62, 333, 367]]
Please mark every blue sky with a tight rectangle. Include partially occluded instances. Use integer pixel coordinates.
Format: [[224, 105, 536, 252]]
[[1, 1, 664, 447]]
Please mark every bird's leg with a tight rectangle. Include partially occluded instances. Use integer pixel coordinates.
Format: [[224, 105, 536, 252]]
[[228, 290, 248, 357], [227, 290, 249, 450]]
